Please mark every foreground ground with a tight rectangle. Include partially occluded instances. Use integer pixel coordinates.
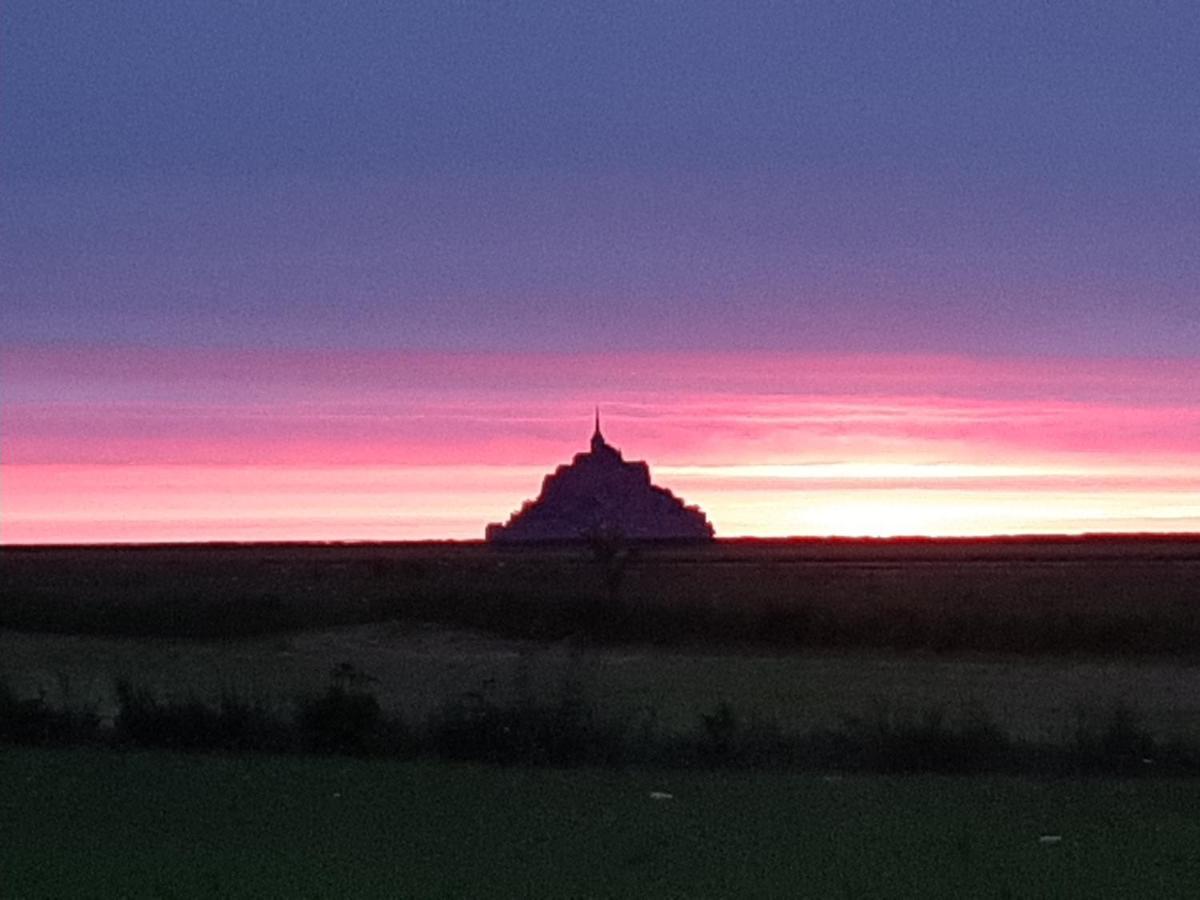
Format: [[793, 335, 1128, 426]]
[[5, 622, 1200, 746], [5, 538, 1200, 745], [2, 746, 1198, 898], [5, 541, 1200, 893]]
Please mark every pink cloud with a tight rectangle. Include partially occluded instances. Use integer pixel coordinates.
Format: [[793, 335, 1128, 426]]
[[4, 345, 1199, 541]]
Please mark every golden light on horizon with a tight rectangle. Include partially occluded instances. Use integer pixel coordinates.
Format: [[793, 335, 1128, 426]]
[[5, 349, 1200, 544], [5, 461, 1199, 544]]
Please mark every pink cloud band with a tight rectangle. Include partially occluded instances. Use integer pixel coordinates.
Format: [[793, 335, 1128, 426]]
[[4, 346, 1198, 542]]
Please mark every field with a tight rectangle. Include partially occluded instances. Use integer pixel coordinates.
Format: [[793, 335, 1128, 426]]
[[4, 537, 1200, 653], [5, 540, 1200, 894], [3, 538, 1200, 747], [4, 746, 1200, 898], [7, 621, 1200, 750]]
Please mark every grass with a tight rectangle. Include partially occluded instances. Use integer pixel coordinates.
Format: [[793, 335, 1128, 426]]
[[8, 621, 1200, 750], [0, 680, 98, 746], [4, 745, 1200, 898], [5, 540, 1200, 891], [3, 538, 1200, 656], [112, 680, 290, 753], [7, 667, 1200, 777]]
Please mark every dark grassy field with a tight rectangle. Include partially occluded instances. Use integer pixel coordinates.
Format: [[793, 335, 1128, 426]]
[[8, 620, 1200, 751], [3, 746, 1200, 898], [3, 536, 1200, 655], [5, 538, 1200, 755], [5, 540, 1200, 894]]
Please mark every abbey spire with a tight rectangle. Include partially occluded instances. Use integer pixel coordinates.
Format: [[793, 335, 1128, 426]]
[[590, 406, 605, 453]]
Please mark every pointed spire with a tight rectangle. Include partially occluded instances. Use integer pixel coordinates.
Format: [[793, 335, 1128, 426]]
[[590, 406, 606, 452]]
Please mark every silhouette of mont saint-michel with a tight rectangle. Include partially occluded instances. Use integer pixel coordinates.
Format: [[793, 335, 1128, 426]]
[[486, 413, 715, 543]]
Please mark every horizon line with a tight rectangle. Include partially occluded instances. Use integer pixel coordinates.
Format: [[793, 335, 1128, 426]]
[[7, 531, 1200, 550]]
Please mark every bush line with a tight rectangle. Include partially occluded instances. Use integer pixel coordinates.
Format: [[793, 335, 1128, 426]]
[[4, 668, 1200, 776]]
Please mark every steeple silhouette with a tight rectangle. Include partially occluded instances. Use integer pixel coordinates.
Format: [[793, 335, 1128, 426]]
[[590, 406, 605, 453]]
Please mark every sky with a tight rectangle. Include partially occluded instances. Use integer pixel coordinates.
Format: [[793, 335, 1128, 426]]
[[3, 2, 1199, 542]]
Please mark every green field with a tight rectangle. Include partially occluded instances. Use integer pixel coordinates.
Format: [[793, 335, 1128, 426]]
[[4, 539, 1200, 748], [4, 541, 1200, 892], [3, 746, 1199, 898]]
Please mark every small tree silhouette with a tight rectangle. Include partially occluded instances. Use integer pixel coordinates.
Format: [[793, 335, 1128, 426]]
[[586, 525, 632, 604], [296, 662, 383, 755]]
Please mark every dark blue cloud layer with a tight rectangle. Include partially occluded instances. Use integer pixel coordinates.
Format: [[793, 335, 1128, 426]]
[[4, 2, 1198, 356]]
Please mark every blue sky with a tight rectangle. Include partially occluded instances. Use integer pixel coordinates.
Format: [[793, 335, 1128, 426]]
[[4, 1, 1199, 356], [6, 2, 1200, 541]]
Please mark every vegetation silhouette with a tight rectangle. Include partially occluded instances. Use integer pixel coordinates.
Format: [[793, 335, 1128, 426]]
[[3, 537, 1200, 656], [5, 671, 1200, 777]]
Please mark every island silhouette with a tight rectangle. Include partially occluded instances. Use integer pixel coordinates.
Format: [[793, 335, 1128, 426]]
[[486, 411, 715, 542]]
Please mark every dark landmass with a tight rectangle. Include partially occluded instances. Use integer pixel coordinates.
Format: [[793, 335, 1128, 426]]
[[486, 417, 713, 541], [3, 535, 1199, 656], [12, 531, 1200, 555]]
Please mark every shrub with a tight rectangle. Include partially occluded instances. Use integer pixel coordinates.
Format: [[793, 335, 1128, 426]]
[[0, 681, 99, 746], [843, 705, 1011, 774], [1071, 705, 1157, 774], [295, 663, 394, 756], [113, 680, 285, 752], [693, 702, 790, 768], [427, 675, 626, 766]]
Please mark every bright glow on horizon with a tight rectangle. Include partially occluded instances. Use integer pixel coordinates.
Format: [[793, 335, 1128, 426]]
[[6, 463, 1199, 543], [3, 347, 1200, 543], [658, 462, 1166, 481]]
